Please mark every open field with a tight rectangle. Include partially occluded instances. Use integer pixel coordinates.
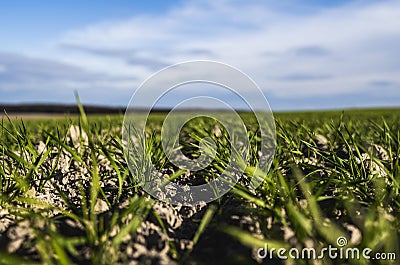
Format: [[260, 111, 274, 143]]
[[0, 109, 399, 265]]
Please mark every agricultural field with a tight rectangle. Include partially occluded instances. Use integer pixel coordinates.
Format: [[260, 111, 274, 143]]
[[0, 108, 399, 265]]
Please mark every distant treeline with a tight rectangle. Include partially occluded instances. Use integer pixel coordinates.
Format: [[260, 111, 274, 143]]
[[0, 104, 126, 114], [0, 104, 182, 114], [0, 104, 235, 114]]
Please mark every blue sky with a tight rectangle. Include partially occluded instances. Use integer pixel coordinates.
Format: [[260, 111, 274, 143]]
[[0, 0, 399, 111]]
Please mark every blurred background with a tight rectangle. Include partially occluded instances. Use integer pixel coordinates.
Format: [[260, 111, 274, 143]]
[[0, 0, 399, 111]]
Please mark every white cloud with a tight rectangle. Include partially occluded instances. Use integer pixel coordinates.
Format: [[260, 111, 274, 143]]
[[0, 65, 6, 73], [54, 0, 400, 102]]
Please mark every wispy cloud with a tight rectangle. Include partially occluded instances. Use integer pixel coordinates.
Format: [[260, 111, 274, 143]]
[[278, 73, 332, 82], [0, 64, 6, 73], [292, 46, 331, 57], [0, 53, 136, 104]]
